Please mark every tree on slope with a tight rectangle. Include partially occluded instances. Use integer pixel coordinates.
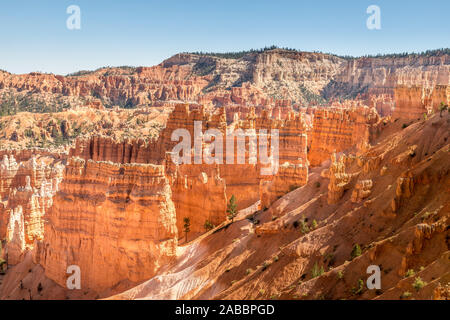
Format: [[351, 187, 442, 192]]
[[439, 102, 448, 117], [183, 217, 191, 243], [227, 195, 237, 223]]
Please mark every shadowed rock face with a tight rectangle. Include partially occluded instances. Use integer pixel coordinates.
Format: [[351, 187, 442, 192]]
[[0, 50, 449, 299]]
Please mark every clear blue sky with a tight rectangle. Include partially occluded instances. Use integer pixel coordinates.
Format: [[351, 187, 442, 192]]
[[0, 0, 449, 75]]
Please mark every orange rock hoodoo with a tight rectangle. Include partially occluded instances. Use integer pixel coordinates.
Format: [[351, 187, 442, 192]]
[[309, 106, 380, 166], [36, 158, 178, 291], [0, 154, 63, 264]]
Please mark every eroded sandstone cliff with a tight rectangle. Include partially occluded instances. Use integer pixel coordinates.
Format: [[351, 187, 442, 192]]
[[0, 49, 449, 300], [37, 157, 178, 291]]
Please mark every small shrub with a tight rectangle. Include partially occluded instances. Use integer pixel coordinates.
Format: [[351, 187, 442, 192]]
[[24, 128, 33, 138], [311, 262, 324, 279], [337, 270, 344, 280], [203, 220, 214, 232], [350, 244, 362, 260], [246, 268, 253, 275], [351, 279, 364, 295], [273, 255, 279, 262], [300, 216, 310, 234], [230, 280, 237, 285], [261, 261, 271, 271], [402, 123, 409, 129], [315, 182, 321, 188], [401, 291, 412, 299], [404, 269, 415, 278], [311, 219, 318, 229], [412, 277, 427, 291]]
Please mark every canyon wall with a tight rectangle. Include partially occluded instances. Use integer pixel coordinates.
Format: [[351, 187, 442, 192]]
[[393, 85, 449, 120], [68, 103, 310, 235], [37, 157, 178, 291], [0, 153, 63, 264], [0, 65, 208, 107], [309, 106, 380, 166], [1, 49, 450, 299], [1, 50, 449, 115], [323, 54, 450, 99]]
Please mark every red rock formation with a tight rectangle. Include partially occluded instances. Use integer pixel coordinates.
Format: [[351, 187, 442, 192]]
[[350, 179, 373, 203], [110, 111, 449, 301], [309, 106, 380, 166], [324, 153, 354, 204], [393, 85, 449, 120], [38, 157, 178, 291], [324, 54, 449, 99], [260, 160, 308, 210], [0, 153, 63, 265], [166, 161, 227, 237], [69, 103, 311, 228], [0, 64, 209, 107]]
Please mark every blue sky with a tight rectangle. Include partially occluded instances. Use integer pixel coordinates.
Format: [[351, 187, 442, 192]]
[[0, 0, 449, 75]]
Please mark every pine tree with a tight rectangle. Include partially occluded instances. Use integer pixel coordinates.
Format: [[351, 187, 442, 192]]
[[439, 102, 448, 117], [204, 220, 214, 232], [227, 195, 237, 223], [183, 217, 190, 243], [0, 240, 5, 271]]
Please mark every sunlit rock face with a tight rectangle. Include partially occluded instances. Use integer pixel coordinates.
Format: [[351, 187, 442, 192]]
[[67, 103, 311, 236], [393, 85, 449, 121], [308, 106, 380, 167], [38, 157, 178, 291], [0, 153, 63, 264]]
